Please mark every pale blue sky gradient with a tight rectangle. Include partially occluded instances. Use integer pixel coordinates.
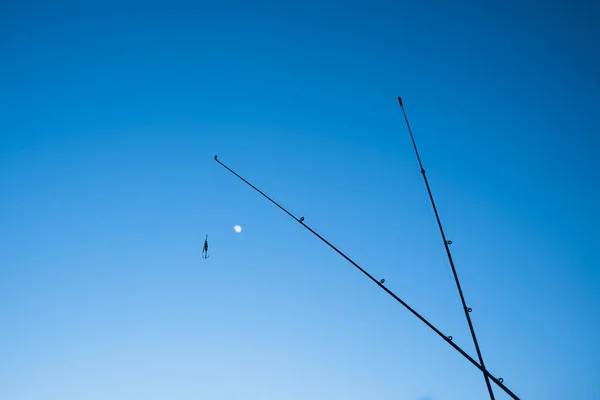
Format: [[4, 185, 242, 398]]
[[1, 1, 599, 399]]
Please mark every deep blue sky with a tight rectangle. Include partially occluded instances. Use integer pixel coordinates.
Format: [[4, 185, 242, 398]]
[[1, 1, 598, 399]]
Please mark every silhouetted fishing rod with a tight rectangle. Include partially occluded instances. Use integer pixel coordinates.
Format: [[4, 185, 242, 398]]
[[397, 97, 496, 399], [213, 155, 520, 400]]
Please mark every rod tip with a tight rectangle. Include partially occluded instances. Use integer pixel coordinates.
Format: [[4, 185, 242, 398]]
[[397, 96, 403, 106], [214, 155, 218, 161]]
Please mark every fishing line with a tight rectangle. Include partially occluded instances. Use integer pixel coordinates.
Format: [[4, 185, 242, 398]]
[[214, 155, 520, 400]]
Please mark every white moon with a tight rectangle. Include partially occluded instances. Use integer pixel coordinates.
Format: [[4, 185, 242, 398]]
[[233, 225, 242, 233]]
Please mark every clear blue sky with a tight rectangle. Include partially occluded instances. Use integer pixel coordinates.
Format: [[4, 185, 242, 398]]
[[1, 1, 598, 399]]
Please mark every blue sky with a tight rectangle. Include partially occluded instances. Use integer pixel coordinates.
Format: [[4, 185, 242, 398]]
[[1, 1, 598, 399]]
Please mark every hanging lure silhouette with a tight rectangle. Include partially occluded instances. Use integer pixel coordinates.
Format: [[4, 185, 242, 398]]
[[202, 234, 209, 259]]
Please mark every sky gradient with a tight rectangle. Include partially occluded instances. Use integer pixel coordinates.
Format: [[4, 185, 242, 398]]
[[1, 1, 599, 399]]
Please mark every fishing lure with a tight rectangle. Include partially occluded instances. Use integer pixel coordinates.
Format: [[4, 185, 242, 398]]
[[202, 234, 209, 259]]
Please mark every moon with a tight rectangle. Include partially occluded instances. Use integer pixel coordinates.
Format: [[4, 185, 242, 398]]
[[233, 225, 242, 233]]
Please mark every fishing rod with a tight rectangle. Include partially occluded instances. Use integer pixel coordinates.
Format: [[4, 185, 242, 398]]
[[213, 155, 520, 400], [397, 97, 496, 399]]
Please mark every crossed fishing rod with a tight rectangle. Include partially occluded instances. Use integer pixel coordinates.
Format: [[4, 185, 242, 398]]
[[214, 98, 521, 400]]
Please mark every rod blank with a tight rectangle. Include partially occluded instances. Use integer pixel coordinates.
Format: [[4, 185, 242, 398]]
[[398, 97, 495, 399], [213, 155, 520, 400]]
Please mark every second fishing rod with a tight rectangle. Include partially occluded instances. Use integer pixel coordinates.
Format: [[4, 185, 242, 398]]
[[214, 155, 520, 400], [398, 96, 495, 399]]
